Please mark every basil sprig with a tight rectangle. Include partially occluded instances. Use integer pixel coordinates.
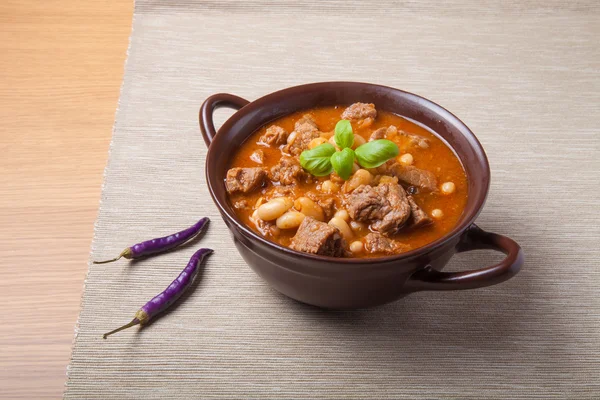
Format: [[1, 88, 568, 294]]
[[354, 139, 399, 168], [334, 120, 354, 149], [300, 120, 399, 180], [299, 143, 336, 176], [330, 147, 355, 180]]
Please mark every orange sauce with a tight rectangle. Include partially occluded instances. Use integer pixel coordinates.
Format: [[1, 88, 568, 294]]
[[227, 106, 468, 257]]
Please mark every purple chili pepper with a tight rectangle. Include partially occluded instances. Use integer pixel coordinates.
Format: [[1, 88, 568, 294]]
[[103, 248, 213, 339], [93, 217, 209, 264]]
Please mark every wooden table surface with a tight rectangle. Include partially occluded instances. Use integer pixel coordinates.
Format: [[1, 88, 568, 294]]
[[0, 1, 133, 398]]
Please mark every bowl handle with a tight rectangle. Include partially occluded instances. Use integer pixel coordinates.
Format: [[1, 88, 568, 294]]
[[199, 93, 250, 146], [407, 224, 523, 291]]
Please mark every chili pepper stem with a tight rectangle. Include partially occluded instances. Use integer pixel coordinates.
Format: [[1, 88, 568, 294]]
[[103, 318, 140, 339], [93, 248, 133, 264]]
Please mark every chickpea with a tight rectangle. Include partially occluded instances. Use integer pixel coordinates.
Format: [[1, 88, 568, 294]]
[[294, 197, 324, 221], [352, 162, 360, 173], [344, 169, 373, 193], [320, 130, 335, 139], [431, 209, 444, 219], [321, 180, 340, 194], [398, 153, 414, 166], [441, 181, 456, 195], [276, 211, 306, 229], [257, 197, 293, 221], [349, 220, 367, 233], [351, 134, 366, 149], [349, 240, 364, 254], [309, 137, 328, 149], [334, 209, 350, 222], [328, 217, 353, 241]]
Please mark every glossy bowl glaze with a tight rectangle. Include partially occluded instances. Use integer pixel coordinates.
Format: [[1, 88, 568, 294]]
[[200, 82, 523, 309]]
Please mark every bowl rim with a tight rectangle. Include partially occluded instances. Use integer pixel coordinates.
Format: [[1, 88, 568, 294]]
[[205, 81, 490, 266]]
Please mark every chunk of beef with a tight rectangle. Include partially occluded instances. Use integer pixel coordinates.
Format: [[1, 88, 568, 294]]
[[386, 126, 430, 149], [407, 196, 432, 227], [345, 184, 387, 221], [317, 197, 336, 221], [341, 102, 377, 120], [399, 130, 430, 149], [250, 149, 264, 164], [344, 182, 411, 236], [250, 212, 279, 238], [370, 183, 412, 235], [364, 233, 408, 255], [295, 114, 318, 131], [225, 167, 267, 194], [306, 192, 337, 221], [259, 125, 288, 147], [369, 127, 387, 141], [289, 217, 346, 257], [267, 184, 298, 198], [374, 161, 438, 192], [283, 115, 319, 156], [269, 156, 311, 185]]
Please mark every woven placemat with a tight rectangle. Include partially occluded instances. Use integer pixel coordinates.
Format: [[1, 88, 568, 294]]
[[65, 1, 600, 398]]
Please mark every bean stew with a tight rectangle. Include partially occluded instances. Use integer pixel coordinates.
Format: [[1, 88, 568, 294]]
[[225, 103, 468, 258]]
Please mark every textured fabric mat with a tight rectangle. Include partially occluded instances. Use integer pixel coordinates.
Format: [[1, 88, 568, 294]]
[[65, 1, 600, 398]]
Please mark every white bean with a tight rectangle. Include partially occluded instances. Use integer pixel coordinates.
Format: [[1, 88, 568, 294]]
[[276, 211, 306, 229], [294, 197, 324, 221], [349, 241, 364, 254], [431, 209, 444, 219], [328, 217, 353, 241], [344, 169, 373, 192], [399, 153, 414, 166], [334, 209, 350, 222], [349, 220, 367, 233], [286, 131, 298, 144], [271, 197, 294, 208], [321, 180, 340, 194], [441, 181, 456, 195], [257, 197, 293, 221]]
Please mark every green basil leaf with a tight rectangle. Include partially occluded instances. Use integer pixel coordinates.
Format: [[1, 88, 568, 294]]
[[299, 143, 336, 176], [334, 120, 354, 149], [330, 147, 355, 180], [355, 139, 399, 169]]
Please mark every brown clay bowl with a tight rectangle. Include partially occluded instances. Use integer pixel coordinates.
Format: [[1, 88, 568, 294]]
[[200, 82, 523, 309]]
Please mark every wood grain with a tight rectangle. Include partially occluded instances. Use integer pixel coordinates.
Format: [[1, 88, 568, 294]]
[[0, 1, 132, 398]]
